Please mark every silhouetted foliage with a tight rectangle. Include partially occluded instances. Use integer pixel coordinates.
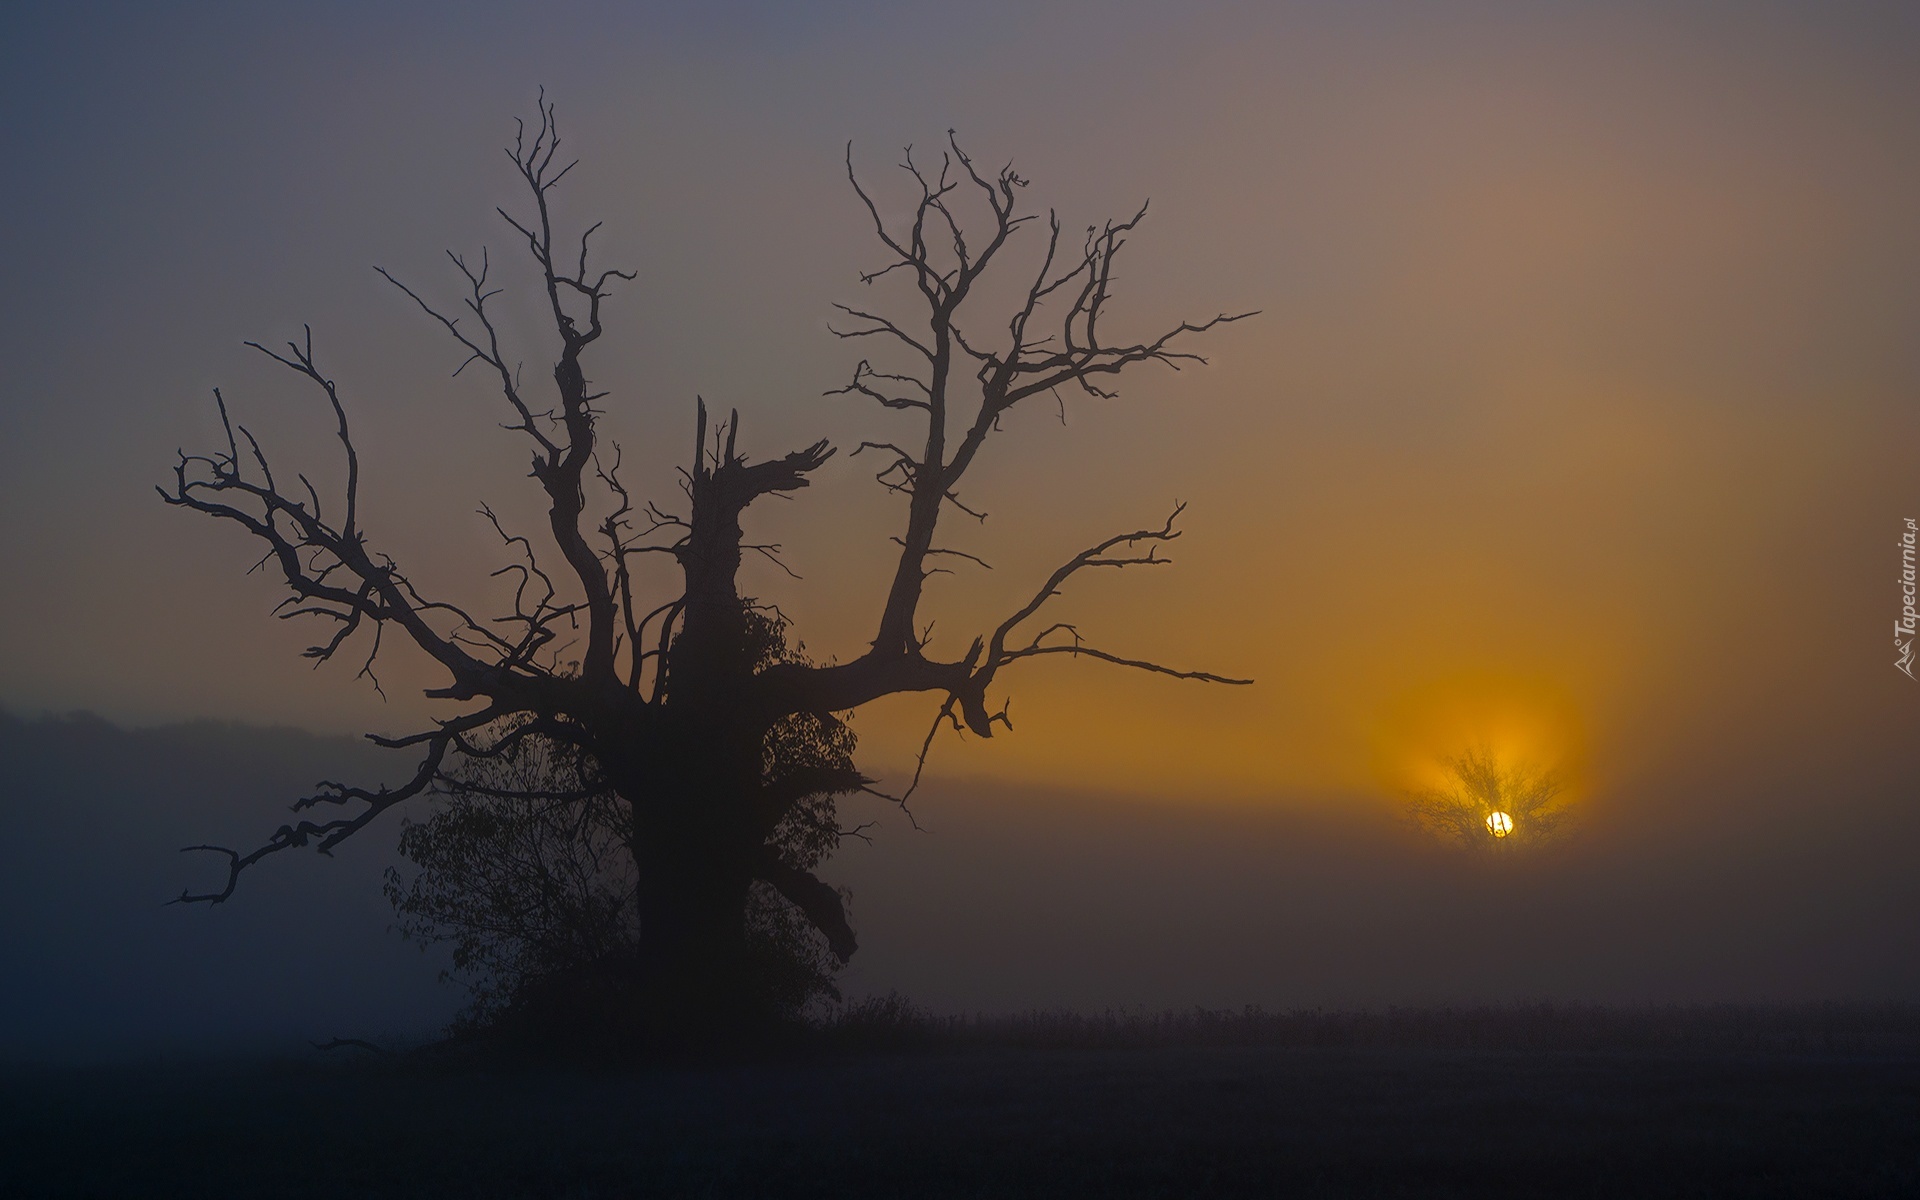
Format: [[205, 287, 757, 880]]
[[1406, 746, 1569, 852], [163, 93, 1251, 1045], [386, 616, 848, 1044]]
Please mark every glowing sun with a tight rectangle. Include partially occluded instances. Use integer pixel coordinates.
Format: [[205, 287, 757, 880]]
[[1405, 746, 1570, 851]]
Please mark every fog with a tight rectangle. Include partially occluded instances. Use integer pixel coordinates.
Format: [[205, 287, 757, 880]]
[[5, 708, 1914, 1060], [2, 2, 1917, 1058]]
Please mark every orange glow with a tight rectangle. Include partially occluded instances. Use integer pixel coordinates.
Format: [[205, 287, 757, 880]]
[[1370, 674, 1587, 807]]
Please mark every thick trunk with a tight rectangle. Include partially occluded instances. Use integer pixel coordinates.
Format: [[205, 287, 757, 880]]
[[629, 822, 760, 1032], [609, 728, 855, 1038], [595, 405, 847, 1041], [610, 715, 772, 1036]]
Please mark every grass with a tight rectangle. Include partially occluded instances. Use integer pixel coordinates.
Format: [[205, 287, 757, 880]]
[[816, 996, 1920, 1055], [3, 1003, 1916, 1198]]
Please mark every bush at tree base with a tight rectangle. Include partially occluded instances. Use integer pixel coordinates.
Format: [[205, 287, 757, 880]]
[[385, 615, 853, 1051]]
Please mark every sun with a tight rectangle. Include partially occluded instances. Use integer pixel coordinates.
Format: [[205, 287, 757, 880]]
[[1405, 746, 1569, 851]]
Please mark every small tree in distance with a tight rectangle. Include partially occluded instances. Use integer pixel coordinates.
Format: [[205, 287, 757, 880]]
[[1406, 747, 1570, 853], [163, 95, 1253, 1043]]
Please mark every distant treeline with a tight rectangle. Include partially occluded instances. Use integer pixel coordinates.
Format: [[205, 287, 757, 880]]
[[819, 996, 1920, 1056]]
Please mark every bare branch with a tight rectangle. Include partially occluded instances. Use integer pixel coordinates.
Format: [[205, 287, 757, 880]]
[[166, 113, 1251, 1012], [838, 134, 1255, 671], [172, 711, 493, 904]]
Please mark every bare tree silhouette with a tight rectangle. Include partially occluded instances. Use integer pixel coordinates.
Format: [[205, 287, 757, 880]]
[[1406, 747, 1570, 852], [162, 96, 1253, 1035]]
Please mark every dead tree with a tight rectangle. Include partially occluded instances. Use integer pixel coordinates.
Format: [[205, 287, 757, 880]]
[[163, 98, 1254, 1033]]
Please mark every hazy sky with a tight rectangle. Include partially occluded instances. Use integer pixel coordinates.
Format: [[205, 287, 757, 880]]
[[3, 1, 1918, 1028]]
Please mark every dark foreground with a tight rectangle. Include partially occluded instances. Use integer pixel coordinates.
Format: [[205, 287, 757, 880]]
[[4, 1007, 1917, 1199]]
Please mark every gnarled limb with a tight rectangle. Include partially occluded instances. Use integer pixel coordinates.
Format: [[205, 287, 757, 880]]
[[377, 91, 637, 692], [756, 850, 858, 963], [824, 133, 1256, 705], [172, 711, 474, 904], [162, 341, 519, 698]]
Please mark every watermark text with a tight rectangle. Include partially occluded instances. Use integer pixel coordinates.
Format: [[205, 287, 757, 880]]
[[1898, 518, 1916, 678]]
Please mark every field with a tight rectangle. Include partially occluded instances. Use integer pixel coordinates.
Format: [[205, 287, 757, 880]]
[[3, 1005, 1916, 1199]]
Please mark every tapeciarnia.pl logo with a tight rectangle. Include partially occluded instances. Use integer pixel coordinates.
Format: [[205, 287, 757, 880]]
[[1899, 518, 1917, 679]]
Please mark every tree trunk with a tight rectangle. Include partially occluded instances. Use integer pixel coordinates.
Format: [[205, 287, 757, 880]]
[[614, 715, 771, 1039], [630, 827, 760, 1036]]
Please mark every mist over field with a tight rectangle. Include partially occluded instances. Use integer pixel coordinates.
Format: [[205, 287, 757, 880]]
[[0, 0, 1917, 1084], [0, 712, 449, 1060], [7, 8, 1920, 1197], [7, 707, 1916, 1063]]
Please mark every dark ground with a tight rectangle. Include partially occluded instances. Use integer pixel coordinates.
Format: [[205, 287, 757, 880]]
[[4, 1006, 1918, 1199]]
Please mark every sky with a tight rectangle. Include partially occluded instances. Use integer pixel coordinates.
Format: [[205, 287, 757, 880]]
[[2, 1, 1918, 1046]]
